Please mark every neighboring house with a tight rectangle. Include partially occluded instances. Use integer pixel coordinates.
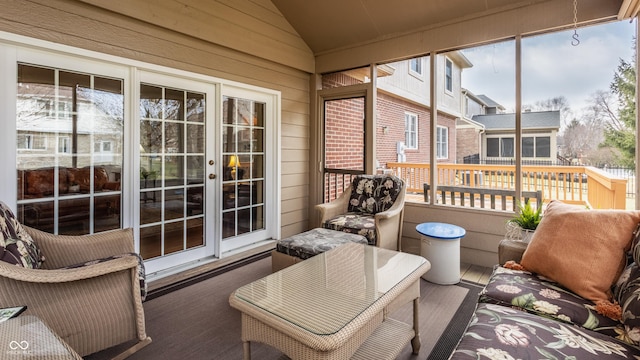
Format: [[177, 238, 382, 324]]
[[473, 110, 561, 164], [456, 90, 498, 163], [374, 52, 473, 167], [457, 91, 561, 165]]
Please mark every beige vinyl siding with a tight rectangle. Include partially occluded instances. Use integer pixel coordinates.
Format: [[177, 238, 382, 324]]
[[77, 0, 314, 73], [0, 0, 313, 239]]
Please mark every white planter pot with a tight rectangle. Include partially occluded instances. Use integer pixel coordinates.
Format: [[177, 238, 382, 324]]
[[520, 229, 535, 243], [505, 221, 535, 243]]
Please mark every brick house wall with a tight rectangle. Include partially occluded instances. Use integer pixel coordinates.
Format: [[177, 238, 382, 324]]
[[324, 97, 365, 170], [456, 127, 481, 163], [376, 92, 456, 168]]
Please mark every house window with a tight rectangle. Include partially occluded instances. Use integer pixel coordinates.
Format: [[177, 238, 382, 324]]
[[445, 58, 453, 92], [501, 138, 514, 157], [536, 137, 550, 157], [436, 126, 448, 159], [486, 138, 498, 157], [409, 58, 422, 75], [58, 137, 70, 154], [94, 141, 113, 153], [404, 112, 418, 149], [487, 137, 514, 157], [17, 134, 46, 150], [523, 136, 551, 158]]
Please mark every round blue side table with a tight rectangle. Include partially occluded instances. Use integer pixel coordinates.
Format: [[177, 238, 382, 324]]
[[416, 222, 466, 285]]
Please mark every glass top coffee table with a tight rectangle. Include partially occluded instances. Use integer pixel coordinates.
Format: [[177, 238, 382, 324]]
[[230, 242, 430, 360], [0, 315, 82, 359]]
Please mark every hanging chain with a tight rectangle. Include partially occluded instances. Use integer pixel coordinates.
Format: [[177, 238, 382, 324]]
[[572, 0, 580, 46]]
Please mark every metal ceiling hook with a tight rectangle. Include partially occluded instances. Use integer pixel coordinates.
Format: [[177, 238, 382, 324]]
[[571, 30, 580, 46]]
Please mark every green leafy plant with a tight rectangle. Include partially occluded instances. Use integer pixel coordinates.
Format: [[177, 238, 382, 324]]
[[510, 200, 543, 231]]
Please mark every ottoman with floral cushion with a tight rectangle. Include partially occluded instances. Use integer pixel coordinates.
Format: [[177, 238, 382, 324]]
[[449, 201, 640, 359], [271, 228, 368, 272]]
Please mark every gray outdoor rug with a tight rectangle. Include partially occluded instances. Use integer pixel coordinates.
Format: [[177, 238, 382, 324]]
[[87, 254, 482, 360]]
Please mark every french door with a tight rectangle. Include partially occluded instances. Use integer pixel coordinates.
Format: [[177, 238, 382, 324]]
[[5, 41, 279, 277], [138, 72, 216, 274], [138, 76, 275, 273]]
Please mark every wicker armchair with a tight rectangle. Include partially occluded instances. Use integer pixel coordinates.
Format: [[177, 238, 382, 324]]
[[316, 174, 406, 251], [0, 225, 151, 358]]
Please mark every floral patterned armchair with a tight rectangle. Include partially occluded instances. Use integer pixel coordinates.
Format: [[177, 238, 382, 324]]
[[315, 174, 405, 250]]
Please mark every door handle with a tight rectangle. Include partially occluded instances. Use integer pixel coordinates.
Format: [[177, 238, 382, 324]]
[[209, 174, 216, 180]]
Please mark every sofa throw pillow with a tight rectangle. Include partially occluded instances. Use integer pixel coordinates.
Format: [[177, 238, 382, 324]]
[[0, 202, 43, 269], [347, 175, 403, 214], [520, 200, 640, 311]]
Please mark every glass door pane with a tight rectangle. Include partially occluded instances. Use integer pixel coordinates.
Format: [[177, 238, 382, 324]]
[[16, 64, 124, 235], [222, 96, 265, 240], [139, 84, 205, 260]]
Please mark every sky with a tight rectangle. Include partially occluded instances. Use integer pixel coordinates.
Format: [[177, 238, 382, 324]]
[[461, 20, 636, 119]]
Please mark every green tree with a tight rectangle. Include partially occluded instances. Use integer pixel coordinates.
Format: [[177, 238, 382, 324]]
[[601, 59, 636, 168]]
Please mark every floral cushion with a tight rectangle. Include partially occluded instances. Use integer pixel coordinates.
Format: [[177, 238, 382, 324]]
[[450, 303, 640, 359], [275, 228, 368, 260], [0, 201, 43, 269], [347, 175, 403, 215], [63, 253, 147, 301], [613, 262, 640, 345], [480, 266, 622, 339], [322, 213, 376, 245]]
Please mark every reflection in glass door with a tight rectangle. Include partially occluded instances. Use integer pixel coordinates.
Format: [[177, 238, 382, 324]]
[[222, 96, 265, 243], [139, 84, 205, 260], [16, 64, 124, 235]]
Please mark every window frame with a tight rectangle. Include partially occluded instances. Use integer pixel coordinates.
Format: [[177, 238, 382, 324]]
[[486, 136, 517, 158], [409, 58, 422, 76], [404, 112, 418, 149], [444, 58, 453, 93], [57, 136, 71, 154], [436, 126, 448, 159]]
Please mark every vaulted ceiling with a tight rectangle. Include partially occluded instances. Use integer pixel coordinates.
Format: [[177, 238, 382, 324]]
[[272, 0, 636, 66]]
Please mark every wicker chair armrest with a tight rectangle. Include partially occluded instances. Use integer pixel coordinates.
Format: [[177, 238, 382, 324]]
[[315, 186, 352, 225], [26, 226, 135, 269], [373, 187, 406, 250], [0, 255, 138, 283], [374, 201, 404, 221]]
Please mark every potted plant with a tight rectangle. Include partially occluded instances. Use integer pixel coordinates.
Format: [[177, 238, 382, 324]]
[[506, 200, 543, 243]]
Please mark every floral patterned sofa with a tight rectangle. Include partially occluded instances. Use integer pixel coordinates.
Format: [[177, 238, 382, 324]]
[[450, 201, 640, 359]]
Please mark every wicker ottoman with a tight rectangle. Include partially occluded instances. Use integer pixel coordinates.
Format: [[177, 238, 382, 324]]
[[271, 228, 368, 272]]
